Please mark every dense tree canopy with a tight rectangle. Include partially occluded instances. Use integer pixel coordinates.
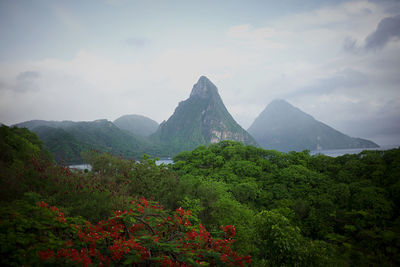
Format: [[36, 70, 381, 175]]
[[171, 141, 400, 266], [1, 126, 399, 266]]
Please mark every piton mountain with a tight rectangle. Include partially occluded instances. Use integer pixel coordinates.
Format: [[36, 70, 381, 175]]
[[150, 76, 257, 154], [248, 99, 379, 152]]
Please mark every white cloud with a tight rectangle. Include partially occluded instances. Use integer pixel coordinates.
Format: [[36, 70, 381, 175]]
[[0, 0, 399, 145], [226, 24, 287, 49]]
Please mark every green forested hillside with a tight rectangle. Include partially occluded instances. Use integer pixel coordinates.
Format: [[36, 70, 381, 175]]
[[32, 126, 84, 163], [15, 119, 162, 164], [1, 125, 399, 266], [171, 141, 400, 266], [113, 114, 159, 137], [0, 125, 250, 266]]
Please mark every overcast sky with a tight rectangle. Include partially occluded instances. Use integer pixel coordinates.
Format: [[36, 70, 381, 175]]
[[1, 0, 399, 145]]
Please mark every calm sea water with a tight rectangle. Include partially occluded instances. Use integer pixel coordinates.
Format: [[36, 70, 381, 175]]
[[69, 159, 173, 170], [155, 159, 174, 165], [68, 164, 92, 171], [310, 144, 399, 157]]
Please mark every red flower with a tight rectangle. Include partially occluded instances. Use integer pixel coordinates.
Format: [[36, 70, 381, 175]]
[[38, 201, 49, 208], [244, 255, 251, 264], [36, 197, 250, 266], [140, 197, 149, 207], [39, 249, 54, 261], [221, 225, 236, 238], [161, 256, 175, 266], [221, 254, 229, 262], [137, 204, 144, 213], [186, 228, 198, 240], [176, 207, 185, 216]]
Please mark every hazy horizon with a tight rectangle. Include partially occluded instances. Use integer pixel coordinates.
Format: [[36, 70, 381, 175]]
[[1, 0, 400, 145]]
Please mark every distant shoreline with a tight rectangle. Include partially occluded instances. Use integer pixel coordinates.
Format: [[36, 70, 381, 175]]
[[310, 144, 399, 157], [69, 145, 399, 170]]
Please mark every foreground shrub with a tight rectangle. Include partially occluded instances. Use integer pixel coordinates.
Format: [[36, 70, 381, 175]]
[[0, 194, 250, 266]]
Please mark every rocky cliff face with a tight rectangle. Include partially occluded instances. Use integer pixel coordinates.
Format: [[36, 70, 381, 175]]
[[190, 76, 218, 99], [151, 76, 257, 154]]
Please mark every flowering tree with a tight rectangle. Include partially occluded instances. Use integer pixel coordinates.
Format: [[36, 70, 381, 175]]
[[1, 195, 250, 266]]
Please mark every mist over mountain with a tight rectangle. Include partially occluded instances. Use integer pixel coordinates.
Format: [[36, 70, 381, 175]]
[[113, 114, 159, 137], [248, 99, 379, 152], [151, 76, 257, 154]]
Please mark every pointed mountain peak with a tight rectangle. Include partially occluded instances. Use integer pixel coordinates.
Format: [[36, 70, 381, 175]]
[[268, 99, 296, 109], [270, 98, 290, 105], [248, 99, 378, 152], [264, 99, 310, 118], [151, 76, 257, 154], [190, 76, 219, 98]]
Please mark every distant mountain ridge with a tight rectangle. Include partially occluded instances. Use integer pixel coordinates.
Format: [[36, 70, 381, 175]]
[[14, 120, 76, 130], [13, 76, 258, 161], [248, 99, 379, 152], [13, 79, 380, 162], [13, 119, 158, 164], [151, 76, 257, 154], [113, 114, 159, 137]]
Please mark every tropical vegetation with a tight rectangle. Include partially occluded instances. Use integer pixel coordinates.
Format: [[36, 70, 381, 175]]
[[1, 125, 399, 266]]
